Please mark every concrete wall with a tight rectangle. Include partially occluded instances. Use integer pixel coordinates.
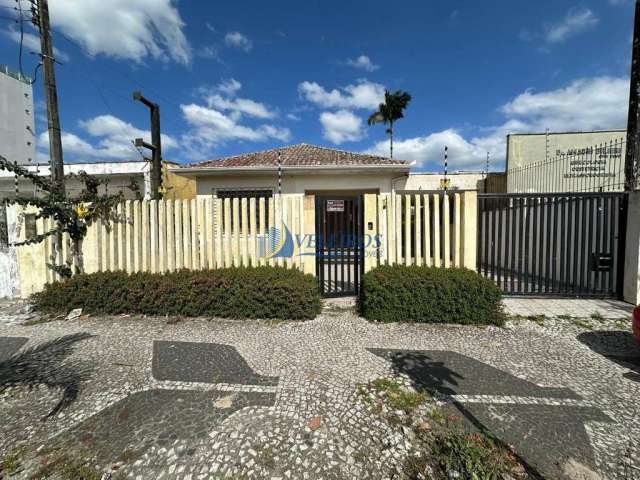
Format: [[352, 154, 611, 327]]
[[0, 205, 20, 298], [164, 164, 197, 199], [194, 171, 399, 197], [401, 172, 484, 191], [624, 191, 640, 305], [190, 171, 484, 198], [507, 130, 626, 193], [0, 65, 36, 166]]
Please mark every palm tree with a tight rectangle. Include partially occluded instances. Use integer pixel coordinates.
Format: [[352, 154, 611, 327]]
[[367, 90, 412, 158]]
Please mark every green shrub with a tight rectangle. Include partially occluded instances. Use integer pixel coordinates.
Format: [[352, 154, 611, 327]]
[[359, 265, 504, 326], [32, 267, 321, 320]]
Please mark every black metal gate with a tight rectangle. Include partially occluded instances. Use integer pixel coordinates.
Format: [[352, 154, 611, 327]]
[[478, 192, 627, 297], [315, 195, 364, 297]]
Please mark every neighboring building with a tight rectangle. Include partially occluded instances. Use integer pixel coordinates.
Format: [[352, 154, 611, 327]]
[[0, 65, 36, 166], [0, 160, 152, 298], [506, 130, 627, 193]]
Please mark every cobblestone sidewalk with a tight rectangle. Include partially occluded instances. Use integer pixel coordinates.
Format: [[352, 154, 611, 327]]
[[0, 302, 638, 479]]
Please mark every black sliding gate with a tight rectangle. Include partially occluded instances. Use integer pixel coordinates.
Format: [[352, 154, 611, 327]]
[[315, 195, 364, 297], [478, 192, 627, 297]]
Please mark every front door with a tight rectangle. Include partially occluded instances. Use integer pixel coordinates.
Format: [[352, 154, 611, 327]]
[[315, 195, 364, 297]]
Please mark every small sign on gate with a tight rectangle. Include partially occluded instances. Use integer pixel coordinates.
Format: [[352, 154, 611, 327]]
[[326, 200, 345, 212]]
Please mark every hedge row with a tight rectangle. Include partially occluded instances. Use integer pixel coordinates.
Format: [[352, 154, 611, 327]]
[[32, 267, 321, 320], [360, 265, 504, 326]]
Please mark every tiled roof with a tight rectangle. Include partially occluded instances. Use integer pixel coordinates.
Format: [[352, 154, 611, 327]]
[[186, 144, 410, 168]]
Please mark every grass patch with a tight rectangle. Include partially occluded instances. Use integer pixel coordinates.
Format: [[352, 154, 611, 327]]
[[526, 314, 546, 326], [590, 311, 604, 322], [556, 314, 574, 321], [429, 430, 522, 480], [368, 378, 429, 413], [31, 452, 101, 480], [571, 319, 593, 330], [1, 450, 22, 476]]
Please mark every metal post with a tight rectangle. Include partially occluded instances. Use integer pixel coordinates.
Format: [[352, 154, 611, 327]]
[[625, 0, 640, 191], [133, 91, 162, 199]]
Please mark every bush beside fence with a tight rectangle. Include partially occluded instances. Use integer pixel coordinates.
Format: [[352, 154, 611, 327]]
[[32, 266, 321, 320], [359, 265, 504, 326]]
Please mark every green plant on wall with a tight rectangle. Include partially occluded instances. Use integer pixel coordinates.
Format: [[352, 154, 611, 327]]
[[0, 155, 138, 277]]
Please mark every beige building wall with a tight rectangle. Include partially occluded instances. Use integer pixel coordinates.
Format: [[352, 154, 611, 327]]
[[192, 171, 402, 197], [164, 163, 197, 199], [507, 130, 626, 192]]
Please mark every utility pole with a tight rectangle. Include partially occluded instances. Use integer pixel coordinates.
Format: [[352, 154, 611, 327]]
[[133, 91, 162, 199], [625, 0, 640, 191], [34, 0, 65, 193]]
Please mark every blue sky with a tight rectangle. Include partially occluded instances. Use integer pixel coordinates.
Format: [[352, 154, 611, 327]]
[[0, 0, 635, 171]]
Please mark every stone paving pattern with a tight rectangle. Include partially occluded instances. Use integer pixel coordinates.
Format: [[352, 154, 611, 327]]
[[0, 299, 638, 479]]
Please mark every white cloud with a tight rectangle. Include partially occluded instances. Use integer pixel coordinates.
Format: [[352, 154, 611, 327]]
[[365, 76, 628, 170], [198, 79, 277, 120], [346, 55, 380, 72], [180, 102, 291, 158], [224, 31, 252, 52], [38, 114, 178, 161], [545, 7, 599, 43], [298, 80, 385, 110], [2, 27, 70, 62], [320, 110, 365, 144], [39, 0, 191, 64], [501, 76, 628, 131]]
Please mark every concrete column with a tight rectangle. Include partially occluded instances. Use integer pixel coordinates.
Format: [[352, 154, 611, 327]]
[[624, 191, 640, 305], [462, 191, 478, 271], [363, 194, 378, 273], [303, 195, 316, 276]]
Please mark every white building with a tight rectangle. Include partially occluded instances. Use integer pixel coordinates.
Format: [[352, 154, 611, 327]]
[[0, 65, 36, 166], [506, 130, 627, 193]]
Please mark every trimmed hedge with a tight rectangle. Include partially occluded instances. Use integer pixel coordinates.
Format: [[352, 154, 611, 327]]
[[32, 267, 321, 320], [359, 265, 504, 326]]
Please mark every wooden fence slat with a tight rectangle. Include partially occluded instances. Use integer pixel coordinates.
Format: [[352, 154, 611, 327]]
[[454, 193, 461, 267], [443, 193, 451, 268], [215, 198, 223, 268], [190, 199, 199, 269], [165, 200, 174, 272], [198, 198, 207, 269], [158, 200, 166, 272], [205, 197, 214, 269], [124, 201, 133, 272], [232, 198, 240, 267], [150, 200, 158, 273], [175, 200, 183, 270], [404, 194, 411, 265], [258, 197, 266, 266], [182, 199, 192, 269], [386, 195, 394, 265], [433, 194, 441, 267], [415, 193, 422, 266], [268, 197, 275, 267], [241, 197, 248, 266], [249, 197, 256, 266], [423, 193, 431, 266], [224, 198, 232, 267]]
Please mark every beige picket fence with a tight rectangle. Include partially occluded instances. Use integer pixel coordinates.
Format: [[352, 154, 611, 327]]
[[16, 191, 477, 297], [363, 191, 477, 270]]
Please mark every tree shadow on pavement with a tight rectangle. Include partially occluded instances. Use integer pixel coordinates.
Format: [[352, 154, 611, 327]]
[[577, 330, 640, 382], [0, 332, 94, 418]]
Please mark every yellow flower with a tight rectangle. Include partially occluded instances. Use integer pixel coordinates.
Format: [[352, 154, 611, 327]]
[[76, 204, 89, 219]]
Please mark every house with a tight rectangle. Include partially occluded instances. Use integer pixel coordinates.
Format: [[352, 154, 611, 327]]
[[169, 143, 485, 199]]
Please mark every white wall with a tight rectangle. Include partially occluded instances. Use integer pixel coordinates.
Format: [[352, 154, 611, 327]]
[[401, 172, 484, 191], [0, 66, 36, 166], [0, 205, 20, 298], [195, 171, 401, 196]]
